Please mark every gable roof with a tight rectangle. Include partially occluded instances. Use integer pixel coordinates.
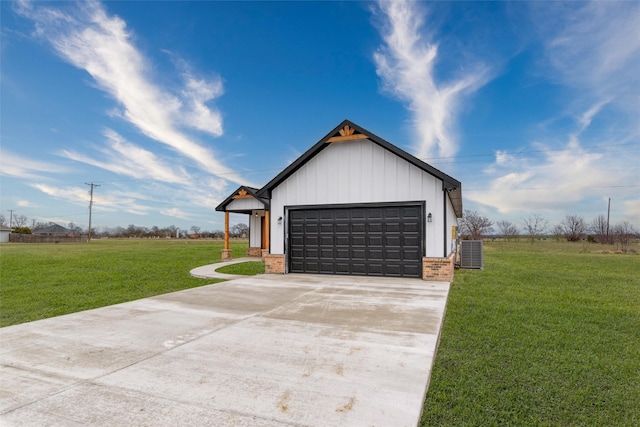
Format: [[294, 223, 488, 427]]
[[33, 223, 71, 234], [215, 185, 270, 212], [256, 119, 463, 216]]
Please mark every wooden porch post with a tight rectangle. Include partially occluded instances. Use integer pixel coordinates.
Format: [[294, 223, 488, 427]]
[[222, 211, 232, 260]]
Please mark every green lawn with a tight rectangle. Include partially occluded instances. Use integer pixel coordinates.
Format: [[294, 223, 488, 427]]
[[0, 239, 248, 327], [421, 241, 640, 426], [2, 238, 638, 424], [216, 261, 265, 276]]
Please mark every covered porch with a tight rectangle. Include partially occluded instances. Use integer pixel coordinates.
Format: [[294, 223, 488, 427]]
[[215, 186, 270, 260]]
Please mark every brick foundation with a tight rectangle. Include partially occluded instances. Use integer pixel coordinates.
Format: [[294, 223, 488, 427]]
[[264, 254, 285, 274], [221, 249, 232, 261], [261, 249, 270, 258], [422, 254, 455, 281], [246, 247, 262, 257]]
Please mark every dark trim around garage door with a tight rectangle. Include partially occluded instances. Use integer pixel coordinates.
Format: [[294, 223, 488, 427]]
[[285, 201, 425, 278]]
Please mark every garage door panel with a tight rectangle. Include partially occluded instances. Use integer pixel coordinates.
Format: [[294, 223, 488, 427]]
[[351, 263, 366, 275], [336, 248, 350, 259], [368, 222, 383, 233], [336, 223, 349, 233], [352, 236, 366, 246], [320, 248, 334, 258], [352, 222, 366, 233], [403, 265, 421, 276], [401, 206, 421, 218], [368, 249, 383, 260], [352, 248, 366, 260], [320, 263, 334, 274], [385, 222, 400, 233], [336, 236, 350, 246], [402, 222, 420, 233], [385, 264, 402, 276], [288, 205, 423, 277], [320, 223, 333, 233], [290, 224, 304, 234], [320, 236, 333, 246], [385, 249, 401, 260], [403, 235, 421, 246], [368, 236, 383, 246], [385, 235, 401, 246], [336, 263, 350, 274]]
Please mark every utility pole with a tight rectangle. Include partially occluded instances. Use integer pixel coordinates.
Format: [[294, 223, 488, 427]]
[[85, 182, 100, 242], [606, 197, 611, 244], [8, 210, 14, 228]]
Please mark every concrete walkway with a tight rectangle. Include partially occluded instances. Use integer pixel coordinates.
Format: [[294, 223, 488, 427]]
[[0, 274, 449, 426]]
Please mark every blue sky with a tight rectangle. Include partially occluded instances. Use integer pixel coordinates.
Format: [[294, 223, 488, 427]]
[[1, 0, 639, 232]]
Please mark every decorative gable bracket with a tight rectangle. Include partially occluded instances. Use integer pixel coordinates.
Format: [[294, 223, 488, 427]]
[[326, 125, 369, 143], [232, 188, 253, 199]]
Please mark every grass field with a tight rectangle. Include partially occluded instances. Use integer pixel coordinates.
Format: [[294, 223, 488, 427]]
[[421, 240, 639, 426], [216, 261, 265, 276], [1, 238, 638, 424], [0, 239, 248, 327]]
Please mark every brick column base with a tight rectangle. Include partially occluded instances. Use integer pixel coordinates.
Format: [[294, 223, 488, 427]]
[[221, 249, 232, 261], [261, 249, 270, 258], [422, 254, 455, 281], [264, 254, 285, 274], [246, 247, 262, 257]]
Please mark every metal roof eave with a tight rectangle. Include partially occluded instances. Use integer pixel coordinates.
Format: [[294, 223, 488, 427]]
[[215, 186, 270, 212]]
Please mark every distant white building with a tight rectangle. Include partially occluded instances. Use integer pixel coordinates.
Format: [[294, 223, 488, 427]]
[[0, 226, 11, 243]]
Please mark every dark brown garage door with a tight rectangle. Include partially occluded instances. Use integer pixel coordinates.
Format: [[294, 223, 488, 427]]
[[288, 204, 423, 277]]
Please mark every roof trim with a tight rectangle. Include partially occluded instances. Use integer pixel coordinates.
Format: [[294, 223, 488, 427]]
[[215, 186, 269, 212], [255, 119, 462, 216]]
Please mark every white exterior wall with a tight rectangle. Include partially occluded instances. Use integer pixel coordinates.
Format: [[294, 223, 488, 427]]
[[269, 139, 449, 257], [445, 194, 459, 256], [226, 197, 264, 211], [249, 211, 263, 248]]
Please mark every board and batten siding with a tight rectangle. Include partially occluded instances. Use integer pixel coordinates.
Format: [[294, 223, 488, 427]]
[[249, 211, 263, 248], [269, 139, 447, 257], [225, 197, 264, 211], [445, 192, 459, 256]]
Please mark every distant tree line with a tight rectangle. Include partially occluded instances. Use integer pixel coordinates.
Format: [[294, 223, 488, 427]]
[[459, 210, 637, 251], [0, 214, 249, 240]]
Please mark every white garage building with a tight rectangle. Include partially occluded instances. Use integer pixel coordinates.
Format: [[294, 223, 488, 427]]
[[216, 120, 462, 281]]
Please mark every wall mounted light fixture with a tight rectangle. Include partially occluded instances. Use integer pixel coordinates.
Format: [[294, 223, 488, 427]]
[[277, 216, 283, 224], [427, 212, 433, 223]]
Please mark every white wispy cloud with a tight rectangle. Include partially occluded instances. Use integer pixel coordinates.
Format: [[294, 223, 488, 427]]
[[159, 207, 192, 220], [31, 183, 151, 216], [537, 1, 640, 114], [15, 0, 249, 186], [467, 137, 620, 214], [0, 151, 68, 180], [468, 2, 640, 223], [373, 0, 490, 159], [17, 200, 37, 208], [60, 129, 192, 185]]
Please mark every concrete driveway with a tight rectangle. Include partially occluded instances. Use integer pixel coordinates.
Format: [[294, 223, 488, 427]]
[[0, 274, 449, 426]]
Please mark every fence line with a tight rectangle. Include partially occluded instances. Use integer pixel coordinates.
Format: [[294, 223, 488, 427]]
[[9, 234, 87, 244]]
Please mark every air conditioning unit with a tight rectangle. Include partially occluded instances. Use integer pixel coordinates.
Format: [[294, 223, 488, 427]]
[[460, 240, 484, 270]]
